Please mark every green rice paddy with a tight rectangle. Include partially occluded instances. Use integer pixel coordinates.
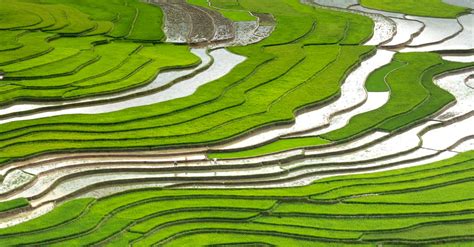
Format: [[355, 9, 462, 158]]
[[0, 152, 472, 245], [0, 0, 472, 245]]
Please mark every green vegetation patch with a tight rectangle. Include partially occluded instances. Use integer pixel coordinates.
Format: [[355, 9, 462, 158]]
[[0, 198, 94, 236], [348, 180, 474, 204], [188, 0, 257, 21], [2, 152, 473, 245], [0, 198, 29, 213], [365, 60, 405, 92], [361, 0, 469, 18], [164, 232, 360, 247], [363, 221, 474, 241], [0, 43, 199, 102]]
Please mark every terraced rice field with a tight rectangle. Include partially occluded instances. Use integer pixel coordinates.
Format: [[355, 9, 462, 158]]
[[0, 0, 473, 246]]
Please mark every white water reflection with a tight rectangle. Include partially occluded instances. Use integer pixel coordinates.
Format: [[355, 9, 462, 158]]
[[423, 115, 474, 150], [402, 14, 474, 52], [304, 131, 389, 155], [452, 138, 474, 152], [364, 13, 396, 46], [406, 15, 462, 47], [310, 0, 357, 8], [443, 0, 474, 8], [383, 18, 424, 47], [287, 122, 437, 168], [21, 165, 282, 206], [0, 49, 246, 125], [434, 69, 474, 121], [296, 92, 389, 137], [442, 54, 474, 62], [262, 150, 457, 189], [348, 5, 406, 18], [0, 203, 54, 229], [0, 170, 34, 194]]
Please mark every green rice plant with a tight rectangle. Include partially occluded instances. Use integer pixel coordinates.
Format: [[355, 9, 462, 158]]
[[340, 13, 374, 45], [0, 198, 93, 236], [2, 42, 198, 101], [0, 32, 54, 66], [163, 232, 370, 247], [63, 56, 153, 98], [48, 36, 108, 50], [10, 42, 140, 83], [255, 214, 474, 232], [365, 60, 405, 92], [130, 210, 258, 233], [238, 0, 315, 45], [301, 14, 346, 44], [312, 161, 474, 200], [0, 43, 199, 102], [0, 30, 24, 51], [43, 0, 118, 22], [104, 232, 142, 247], [16, 2, 63, 30], [0, 211, 104, 246], [274, 199, 474, 215], [0, 88, 71, 104], [85, 21, 114, 36], [6, 50, 99, 79], [361, 0, 469, 18], [0, 1, 43, 29], [134, 221, 361, 246], [0, 198, 275, 246], [47, 217, 131, 247], [54, 211, 258, 246], [1, 0, 100, 33], [254, 214, 473, 232], [347, 180, 474, 204], [287, 0, 373, 45], [105, 5, 137, 38], [0, 48, 80, 73], [379, 60, 474, 131], [53, 3, 97, 34], [0, 198, 29, 213], [211, 0, 241, 9], [40, 5, 71, 32], [126, 3, 164, 41], [362, 220, 474, 241], [187, 0, 256, 21], [98, 198, 275, 217], [40, 0, 164, 40]]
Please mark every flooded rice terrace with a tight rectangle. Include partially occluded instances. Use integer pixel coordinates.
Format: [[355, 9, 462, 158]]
[[0, 0, 473, 235]]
